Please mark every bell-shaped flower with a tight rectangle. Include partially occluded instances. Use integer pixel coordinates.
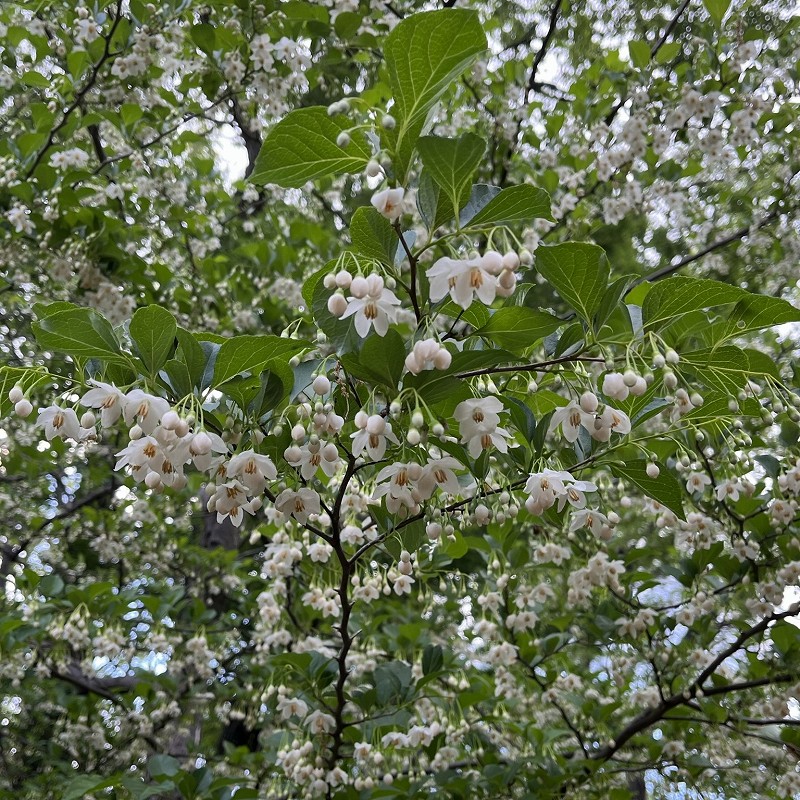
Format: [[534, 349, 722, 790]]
[[351, 411, 399, 461], [591, 406, 632, 442], [227, 449, 277, 493], [80, 380, 125, 427], [371, 187, 405, 221], [340, 273, 401, 337], [417, 457, 463, 499], [123, 390, 170, 434], [274, 488, 321, 524], [549, 401, 595, 443], [427, 254, 498, 310], [37, 406, 82, 442]]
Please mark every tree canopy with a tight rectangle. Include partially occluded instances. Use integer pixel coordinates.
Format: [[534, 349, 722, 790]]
[[1, 1, 800, 799]]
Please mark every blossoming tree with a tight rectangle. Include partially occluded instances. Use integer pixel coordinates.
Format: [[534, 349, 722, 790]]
[[2, 1, 800, 798]]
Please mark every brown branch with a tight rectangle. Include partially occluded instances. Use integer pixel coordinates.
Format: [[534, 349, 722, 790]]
[[26, 0, 125, 178], [526, 0, 564, 99]]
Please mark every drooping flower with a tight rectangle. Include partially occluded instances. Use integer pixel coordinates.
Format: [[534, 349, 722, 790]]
[[417, 457, 463, 499], [372, 462, 422, 513], [214, 480, 260, 527], [591, 406, 632, 442], [427, 255, 498, 310], [122, 390, 170, 434], [339, 274, 401, 337], [227, 450, 277, 493], [404, 338, 452, 374], [80, 380, 125, 427], [274, 488, 321, 523], [370, 187, 405, 221], [284, 441, 340, 480], [36, 405, 81, 442], [549, 401, 595, 443], [453, 397, 511, 458], [350, 411, 399, 461]]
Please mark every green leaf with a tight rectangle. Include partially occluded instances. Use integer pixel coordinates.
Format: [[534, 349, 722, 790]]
[[340, 329, 405, 388], [641, 276, 746, 330], [476, 307, 563, 352], [655, 41, 681, 64], [535, 243, 609, 322], [63, 775, 112, 800], [384, 9, 486, 179], [250, 107, 372, 188], [422, 644, 444, 675], [717, 294, 800, 340], [417, 134, 485, 216], [610, 460, 685, 520], [213, 335, 309, 386], [190, 23, 216, 55], [465, 184, 553, 227], [129, 305, 176, 375], [148, 754, 180, 779], [374, 661, 413, 706], [703, 0, 731, 27], [416, 169, 454, 231], [175, 328, 207, 389], [629, 39, 650, 69], [32, 306, 128, 364], [350, 207, 397, 266]]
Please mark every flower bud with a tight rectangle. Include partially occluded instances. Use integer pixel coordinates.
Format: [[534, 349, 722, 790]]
[[14, 399, 32, 417], [8, 386, 23, 404], [327, 293, 348, 317], [312, 375, 331, 395]]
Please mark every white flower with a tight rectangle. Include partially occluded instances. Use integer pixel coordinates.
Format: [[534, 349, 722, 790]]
[[350, 411, 399, 460], [370, 187, 405, 221], [80, 380, 125, 427], [404, 338, 452, 374], [418, 457, 463, 499], [36, 406, 81, 441], [591, 406, 632, 442], [123, 390, 170, 434], [453, 397, 511, 458], [275, 488, 321, 523], [227, 450, 277, 493], [284, 441, 340, 480], [340, 273, 401, 337], [686, 472, 711, 494], [306, 709, 336, 735], [214, 480, 260, 527], [427, 255, 497, 310], [549, 401, 595, 443], [393, 574, 415, 595], [602, 372, 629, 401], [524, 469, 597, 515], [276, 696, 308, 720], [373, 462, 422, 513]]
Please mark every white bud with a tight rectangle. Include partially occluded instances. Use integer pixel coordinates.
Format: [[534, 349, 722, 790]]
[[291, 424, 306, 442], [312, 375, 331, 395], [14, 399, 32, 417], [8, 386, 24, 404], [365, 160, 382, 178], [327, 293, 348, 317], [80, 411, 96, 428], [646, 463, 660, 478]]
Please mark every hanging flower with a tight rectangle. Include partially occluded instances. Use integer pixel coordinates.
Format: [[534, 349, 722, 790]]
[[350, 411, 399, 460], [79, 380, 126, 427], [36, 405, 82, 442], [274, 488, 321, 523], [371, 187, 405, 221], [227, 450, 278, 493], [339, 274, 401, 337]]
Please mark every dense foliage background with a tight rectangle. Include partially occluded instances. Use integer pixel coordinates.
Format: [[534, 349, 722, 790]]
[[1, 0, 800, 798]]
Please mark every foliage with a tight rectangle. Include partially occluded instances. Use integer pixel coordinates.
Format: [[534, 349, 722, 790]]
[[1, 1, 800, 799]]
